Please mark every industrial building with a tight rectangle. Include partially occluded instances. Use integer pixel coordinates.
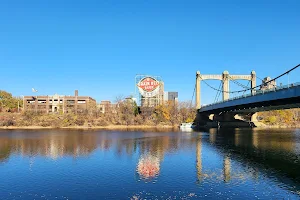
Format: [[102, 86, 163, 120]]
[[23, 90, 96, 113], [98, 100, 118, 114], [260, 77, 277, 91]]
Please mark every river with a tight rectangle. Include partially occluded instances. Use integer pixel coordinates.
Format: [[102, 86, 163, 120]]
[[0, 128, 299, 199]]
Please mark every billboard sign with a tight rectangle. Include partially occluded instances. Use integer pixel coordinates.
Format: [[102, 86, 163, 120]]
[[137, 77, 160, 97]]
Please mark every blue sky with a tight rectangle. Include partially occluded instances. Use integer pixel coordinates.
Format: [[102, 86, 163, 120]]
[[0, 0, 299, 105]]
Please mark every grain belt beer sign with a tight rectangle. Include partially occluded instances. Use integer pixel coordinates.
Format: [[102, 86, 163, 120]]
[[137, 77, 160, 98]]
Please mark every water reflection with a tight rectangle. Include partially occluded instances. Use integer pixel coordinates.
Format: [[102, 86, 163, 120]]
[[0, 130, 99, 161], [212, 128, 300, 192], [0, 128, 299, 199], [196, 136, 202, 182], [223, 155, 231, 182], [137, 154, 160, 179]]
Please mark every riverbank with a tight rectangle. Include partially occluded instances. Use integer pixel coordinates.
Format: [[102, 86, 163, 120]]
[[1, 124, 299, 131], [257, 124, 300, 129], [0, 125, 178, 130]]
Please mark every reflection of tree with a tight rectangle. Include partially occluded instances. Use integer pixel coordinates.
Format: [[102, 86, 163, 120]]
[[234, 129, 295, 152], [1, 129, 297, 190], [0, 131, 99, 160], [0, 139, 12, 162], [0, 131, 192, 166]]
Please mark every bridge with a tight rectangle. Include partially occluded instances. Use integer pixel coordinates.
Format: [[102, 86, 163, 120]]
[[194, 64, 300, 127]]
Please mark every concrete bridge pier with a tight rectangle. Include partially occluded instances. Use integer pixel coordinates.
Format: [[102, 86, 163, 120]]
[[213, 113, 236, 121], [194, 112, 211, 126], [195, 112, 258, 128], [215, 112, 257, 128]]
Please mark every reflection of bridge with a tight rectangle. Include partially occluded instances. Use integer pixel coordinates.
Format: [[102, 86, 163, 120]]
[[195, 65, 300, 127], [201, 129, 300, 192], [196, 136, 233, 183]]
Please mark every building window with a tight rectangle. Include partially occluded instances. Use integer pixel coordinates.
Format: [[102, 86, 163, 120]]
[[78, 100, 86, 104]]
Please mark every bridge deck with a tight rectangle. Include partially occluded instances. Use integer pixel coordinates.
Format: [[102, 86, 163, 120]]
[[199, 83, 300, 113]]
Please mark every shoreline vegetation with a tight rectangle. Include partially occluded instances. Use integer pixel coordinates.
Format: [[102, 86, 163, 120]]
[[0, 97, 196, 130], [0, 125, 178, 130], [0, 90, 299, 130], [0, 89, 196, 129], [0, 124, 299, 130], [0, 111, 191, 130], [0, 110, 299, 130]]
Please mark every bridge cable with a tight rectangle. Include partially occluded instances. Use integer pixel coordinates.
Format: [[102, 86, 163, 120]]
[[217, 81, 223, 101], [190, 83, 196, 107], [214, 81, 222, 103], [229, 76, 251, 89], [228, 78, 251, 97], [242, 81, 251, 95], [199, 63, 300, 94]]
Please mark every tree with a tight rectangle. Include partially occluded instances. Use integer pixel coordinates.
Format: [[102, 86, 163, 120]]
[[0, 90, 22, 112], [154, 104, 170, 123], [115, 96, 137, 125], [178, 101, 196, 123]]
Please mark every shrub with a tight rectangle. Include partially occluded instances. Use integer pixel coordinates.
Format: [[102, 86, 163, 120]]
[[1, 119, 15, 126], [62, 114, 76, 127], [95, 119, 109, 126], [40, 120, 51, 127], [268, 116, 277, 124], [75, 118, 85, 126], [51, 119, 62, 128]]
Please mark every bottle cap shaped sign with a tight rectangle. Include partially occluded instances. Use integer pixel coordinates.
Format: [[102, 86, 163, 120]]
[[137, 77, 160, 97]]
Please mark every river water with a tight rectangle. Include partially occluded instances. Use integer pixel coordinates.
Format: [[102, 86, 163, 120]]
[[0, 128, 299, 199]]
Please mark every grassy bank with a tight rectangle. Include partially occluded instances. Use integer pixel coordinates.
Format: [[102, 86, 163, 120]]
[[0, 125, 178, 130], [0, 111, 184, 130]]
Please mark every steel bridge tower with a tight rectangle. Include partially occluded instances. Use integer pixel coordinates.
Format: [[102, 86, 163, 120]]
[[196, 71, 256, 109]]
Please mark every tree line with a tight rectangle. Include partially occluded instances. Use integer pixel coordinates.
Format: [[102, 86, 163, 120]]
[[0, 90, 196, 127]]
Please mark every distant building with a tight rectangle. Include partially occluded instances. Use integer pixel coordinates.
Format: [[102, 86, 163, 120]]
[[164, 91, 178, 102], [125, 97, 137, 104], [260, 77, 276, 91], [98, 100, 118, 114], [23, 90, 96, 113]]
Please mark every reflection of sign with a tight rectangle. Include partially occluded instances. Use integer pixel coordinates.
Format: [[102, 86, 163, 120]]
[[137, 155, 160, 179], [137, 77, 160, 98]]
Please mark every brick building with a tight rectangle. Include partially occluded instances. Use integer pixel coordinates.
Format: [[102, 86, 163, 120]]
[[98, 100, 118, 114], [23, 90, 96, 113]]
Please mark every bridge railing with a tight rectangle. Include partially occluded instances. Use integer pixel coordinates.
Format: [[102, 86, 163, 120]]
[[201, 82, 300, 108]]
